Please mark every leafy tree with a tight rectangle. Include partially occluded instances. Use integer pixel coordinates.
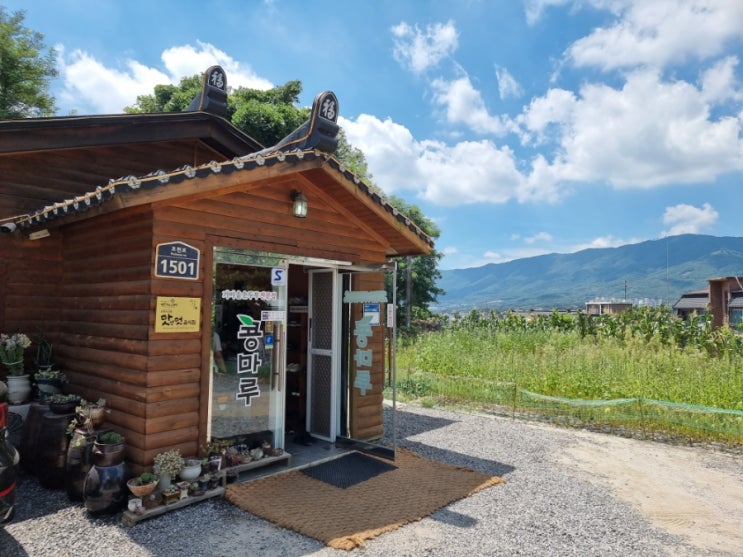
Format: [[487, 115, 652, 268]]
[[229, 81, 308, 147], [125, 74, 202, 114], [386, 195, 444, 327], [335, 128, 370, 178], [0, 7, 57, 118], [126, 76, 308, 147]]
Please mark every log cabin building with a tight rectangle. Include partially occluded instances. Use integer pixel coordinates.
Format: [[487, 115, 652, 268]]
[[0, 66, 432, 471]]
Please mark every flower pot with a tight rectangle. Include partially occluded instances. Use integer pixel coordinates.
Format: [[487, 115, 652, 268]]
[[162, 489, 180, 505], [208, 455, 222, 473], [36, 377, 63, 398], [157, 471, 172, 490], [6, 375, 31, 405], [77, 406, 106, 429], [127, 478, 158, 498], [179, 459, 202, 482], [65, 429, 96, 501], [18, 402, 49, 476], [91, 439, 126, 467], [38, 411, 74, 490], [83, 461, 127, 515], [50, 399, 80, 415]]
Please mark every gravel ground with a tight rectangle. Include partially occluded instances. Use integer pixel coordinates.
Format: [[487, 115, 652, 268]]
[[1, 403, 740, 557]]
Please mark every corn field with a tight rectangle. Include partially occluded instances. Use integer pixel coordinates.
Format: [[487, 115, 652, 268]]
[[393, 307, 743, 449]]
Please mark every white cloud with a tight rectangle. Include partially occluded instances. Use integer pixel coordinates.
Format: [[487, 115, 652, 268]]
[[58, 48, 169, 114], [416, 139, 525, 205], [391, 20, 459, 74], [442, 246, 458, 256], [700, 56, 743, 104], [567, 1, 743, 71], [482, 250, 504, 262], [662, 202, 718, 236], [56, 41, 272, 115], [524, 232, 553, 244], [159, 42, 273, 90], [339, 114, 422, 195], [520, 68, 743, 188], [431, 76, 509, 135], [523, 0, 572, 26], [342, 112, 568, 207], [570, 235, 635, 252], [495, 66, 523, 99]]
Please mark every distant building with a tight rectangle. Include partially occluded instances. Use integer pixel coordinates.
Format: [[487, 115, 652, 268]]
[[673, 277, 743, 328], [672, 290, 709, 320], [708, 277, 743, 328], [585, 298, 633, 316]]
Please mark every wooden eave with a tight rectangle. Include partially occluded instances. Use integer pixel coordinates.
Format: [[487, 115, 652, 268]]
[[0, 112, 263, 220], [15, 149, 432, 257]]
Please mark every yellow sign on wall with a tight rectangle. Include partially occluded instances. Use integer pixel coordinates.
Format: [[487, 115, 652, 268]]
[[155, 296, 201, 333]]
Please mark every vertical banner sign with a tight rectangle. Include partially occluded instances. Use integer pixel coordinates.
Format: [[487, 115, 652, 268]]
[[235, 314, 263, 406], [154, 242, 200, 280], [353, 314, 374, 395], [344, 290, 388, 397]]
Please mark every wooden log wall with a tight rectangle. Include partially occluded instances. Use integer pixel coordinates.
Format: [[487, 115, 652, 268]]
[[0, 235, 62, 378], [52, 208, 160, 470], [2, 175, 396, 471]]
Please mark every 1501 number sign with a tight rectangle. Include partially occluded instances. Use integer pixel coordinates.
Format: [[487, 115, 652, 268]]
[[154, 241, 200, 280]]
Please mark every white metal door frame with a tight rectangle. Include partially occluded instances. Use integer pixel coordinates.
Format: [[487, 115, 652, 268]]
[[306, 268, 340, 441]]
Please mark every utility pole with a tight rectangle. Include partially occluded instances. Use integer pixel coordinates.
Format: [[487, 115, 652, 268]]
[[405, 255, 412, 328]]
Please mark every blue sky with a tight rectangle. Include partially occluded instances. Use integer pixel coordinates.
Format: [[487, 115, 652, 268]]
[[5, 0, 743, 269]]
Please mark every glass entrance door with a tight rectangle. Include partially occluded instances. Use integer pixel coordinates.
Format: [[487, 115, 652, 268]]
[[210, 255, 286, 449]]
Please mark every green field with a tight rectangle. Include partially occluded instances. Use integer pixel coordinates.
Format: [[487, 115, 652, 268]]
[[392, 308, 743, 449]]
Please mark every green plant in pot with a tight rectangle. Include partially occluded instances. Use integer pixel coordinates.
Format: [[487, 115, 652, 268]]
[[161, 484, 180, 505], [92, 430, 126, 467], [47, 392, 80, 414], [35, 369, 67, 399], [1, 333, 32, 404], [34, 334, 55, 372], [127, 471, 159, 498], [153, 449, 182, 489]]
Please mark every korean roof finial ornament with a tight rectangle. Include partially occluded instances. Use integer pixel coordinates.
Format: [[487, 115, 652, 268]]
[[187, 65, 229, 118]]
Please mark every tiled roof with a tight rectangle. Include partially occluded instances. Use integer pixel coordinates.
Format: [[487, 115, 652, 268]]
[[673, 293, 709, 310], [728, 293, 743, 309], [15, 148, 434, 248]]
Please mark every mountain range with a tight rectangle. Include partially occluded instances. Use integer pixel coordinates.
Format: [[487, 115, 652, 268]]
[[434, 234, 743, 312]]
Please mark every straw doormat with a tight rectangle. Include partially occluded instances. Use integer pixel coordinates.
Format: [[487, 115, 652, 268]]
[[225, 449, 505, 550]]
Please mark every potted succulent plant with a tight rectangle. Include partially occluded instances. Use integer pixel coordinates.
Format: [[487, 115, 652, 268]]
[[34, 334, 55, 371], [161, 485, 180, 505], [127, 471, 159, 498], [35, 369, 67, 399], [153, 449, 182, 489], [47, 393, 80, 414], [92, 430, 126, 467], [0, 333, 32, 404]]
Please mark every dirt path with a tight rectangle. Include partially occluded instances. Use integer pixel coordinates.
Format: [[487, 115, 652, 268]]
[[555, 431, 743, 555]]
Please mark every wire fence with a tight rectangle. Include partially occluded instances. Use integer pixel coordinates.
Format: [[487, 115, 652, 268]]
[[391, 372, 743, 450]]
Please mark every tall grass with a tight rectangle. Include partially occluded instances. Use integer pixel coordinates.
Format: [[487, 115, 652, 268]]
[[394, 308, 743, 446]]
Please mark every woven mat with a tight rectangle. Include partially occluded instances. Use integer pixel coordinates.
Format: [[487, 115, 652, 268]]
[[225, 449, 505, 550], [301, 451, 397, 488]]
